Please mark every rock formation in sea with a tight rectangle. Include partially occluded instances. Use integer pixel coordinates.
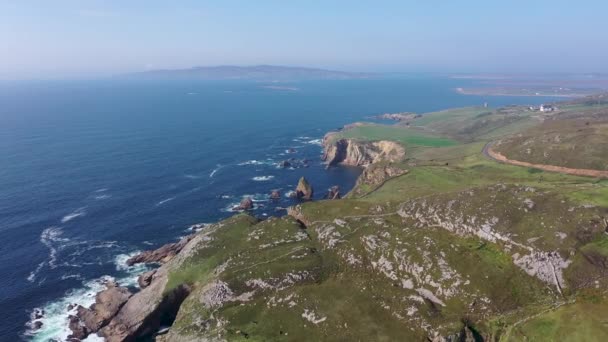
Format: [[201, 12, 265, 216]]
[[270, 189, 281, 199], [294, 177, 314, 200], [233, 197, 254, 211]]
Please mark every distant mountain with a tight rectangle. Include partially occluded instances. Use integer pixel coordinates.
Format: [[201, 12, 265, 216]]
[[123, 65, 372, 80]]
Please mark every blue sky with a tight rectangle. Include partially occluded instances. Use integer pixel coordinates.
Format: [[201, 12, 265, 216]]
[[1, 0, 607, 78]]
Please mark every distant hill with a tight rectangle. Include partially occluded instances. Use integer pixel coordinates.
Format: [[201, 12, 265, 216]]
[[123, 65, 372, 80]]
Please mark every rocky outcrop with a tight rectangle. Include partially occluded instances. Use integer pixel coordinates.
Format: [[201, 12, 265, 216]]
[[322, 135, 405, 168], [233, 197, 254, 211], [270, 190, 281, 200], [96, 227, 214, 342], [71, 284, 132, 338], [126, 234, 195, 266], [325, 186, 341, 199], [294, 177, 314, 200], [351, 163, 408, 197]]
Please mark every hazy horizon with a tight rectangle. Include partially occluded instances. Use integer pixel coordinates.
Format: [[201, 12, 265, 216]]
[[2, 1, 607, 79]]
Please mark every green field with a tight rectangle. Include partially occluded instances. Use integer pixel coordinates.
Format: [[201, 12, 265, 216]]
[[331, 124, 458, 147]]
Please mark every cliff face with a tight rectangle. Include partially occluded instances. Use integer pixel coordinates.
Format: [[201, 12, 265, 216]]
[[322, 134, 405, 167]]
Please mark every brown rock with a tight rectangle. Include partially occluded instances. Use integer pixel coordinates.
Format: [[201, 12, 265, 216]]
[[68, 315, 89, 340], [138, 270, 157, 289], [126, 235, 195, 266], [76, 285, 132, 332], [322, 135, 405, 167], [233, 197, 254, 211], [270, 190, 281, 200], [295, 177, 313, 200]]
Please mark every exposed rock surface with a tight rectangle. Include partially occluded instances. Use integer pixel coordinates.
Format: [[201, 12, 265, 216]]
[[68, 315, 89, 340], [294, 177, 314, 200], [322, 135, 405, 167], [325, 185, 341, 199], [97, 226, 213, 342], [73, 284, 132, 337], [351, 163, 408, 196], [126, 234, 195, 266], [270, 190, 281, 199]]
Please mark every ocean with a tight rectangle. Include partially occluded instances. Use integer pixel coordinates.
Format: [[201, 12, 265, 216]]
[[0, 77, 560, 341]]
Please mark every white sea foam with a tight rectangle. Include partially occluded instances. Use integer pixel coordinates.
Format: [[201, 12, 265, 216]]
[[238, 159, 274, 166], [94, 188, 108, 193], [61, 208, 86, 223], [26, 275, 112, 342], [305, 138, 323, 146], [186, 223, 210, 232], [223, 194, 270, 212], [184, 174, 201, 179], [156, 197, 175, 206], [94, 194, 111, 200], [285, 190, 296, 198], [252, 175, 275, 181]]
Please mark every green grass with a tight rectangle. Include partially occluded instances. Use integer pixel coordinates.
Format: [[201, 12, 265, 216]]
[[333, 124, 458, 147], [502, 293, 608, 342]]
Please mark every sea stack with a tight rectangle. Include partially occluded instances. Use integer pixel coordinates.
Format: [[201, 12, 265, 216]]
[[295, 177, 314, 200]]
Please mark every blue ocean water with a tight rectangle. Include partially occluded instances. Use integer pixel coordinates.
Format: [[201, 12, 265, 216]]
[[0, 77, 560, 341]]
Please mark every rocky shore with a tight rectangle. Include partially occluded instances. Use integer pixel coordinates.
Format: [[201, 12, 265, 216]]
[[59, 127, 410, 341]]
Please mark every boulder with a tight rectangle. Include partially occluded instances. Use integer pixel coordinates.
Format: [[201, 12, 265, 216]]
[[138, 270, 157, 289], [278, 160, 291, 168], [295, 177, 314, 200], [325, 186, 341, 200], [233, 197, 254, 211], [270, 190, 281, 200], [126, 235, 195, 266]]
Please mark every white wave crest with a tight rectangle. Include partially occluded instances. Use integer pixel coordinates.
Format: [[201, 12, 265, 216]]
[[156, 197, 175, 206], [252, 175, 275, 181], [305, 138, 322, 146], [61, 208, 86, 223]]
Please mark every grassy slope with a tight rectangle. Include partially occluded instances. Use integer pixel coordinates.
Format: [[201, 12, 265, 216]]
[[166, 98, 608, 341]]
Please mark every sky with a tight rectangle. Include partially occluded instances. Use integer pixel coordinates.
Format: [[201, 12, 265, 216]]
[[1, 0, 607, 79]]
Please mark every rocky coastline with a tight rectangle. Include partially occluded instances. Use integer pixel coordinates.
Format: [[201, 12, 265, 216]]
[[53, 127, 409, 341]]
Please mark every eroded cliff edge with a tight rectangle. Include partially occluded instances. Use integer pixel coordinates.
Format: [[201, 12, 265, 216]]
[[321, 131, 405, 167]]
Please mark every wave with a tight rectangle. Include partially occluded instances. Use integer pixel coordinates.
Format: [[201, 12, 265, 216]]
[[252, 175, 275, 181], [186, 223, 210, 232], [222, 193, 270, 212], [305, 138, 323, 146], [94, 194, 111, 200], [184, 174, 201, 179], [209, 164, 223, 178], [61, 208, 86, 223], [156, 197, 175, 206]]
